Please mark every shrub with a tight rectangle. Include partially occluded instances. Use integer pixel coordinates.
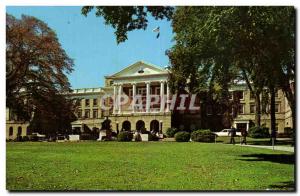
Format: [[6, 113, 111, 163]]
[[14, 136, 23, 142], [80, 133, 92, 140], [117, 131, 133, 142], [134, 133, 142, 141], [175, 131, 190, 142], [191, 129, 216, 142], [166, 127, 178, 138], [22, 136, 29, 142], [248, 126, 270, 138], [148, 133, 159, 141], [29, 135, 39, 141]]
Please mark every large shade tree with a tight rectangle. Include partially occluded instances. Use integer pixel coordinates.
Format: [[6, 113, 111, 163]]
[[168, 6, 295, 133], [6, 14, 77, 135]]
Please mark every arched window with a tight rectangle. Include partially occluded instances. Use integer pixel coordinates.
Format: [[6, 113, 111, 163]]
[[9, 127, 13, 136], [26, 127, 31, 135], [17, 126, 22, 136], [150, 120, 159, 133], [136, 120, 145, 132], [122, 121, 131, 131]]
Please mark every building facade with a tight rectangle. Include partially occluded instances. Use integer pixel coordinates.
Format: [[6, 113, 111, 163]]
[[6, 61, 293, 139], [69, 61, 171, 134]]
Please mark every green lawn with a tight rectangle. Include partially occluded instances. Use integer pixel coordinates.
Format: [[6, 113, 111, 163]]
[[216, 136, 294, 146], [6, 142, 295, 191]]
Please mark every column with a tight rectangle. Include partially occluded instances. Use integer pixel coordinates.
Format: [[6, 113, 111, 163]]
[[118, 84, 122, 114], [132, 82, 136, 113], [246, 122, 249, 132], [146, 81, 150, 113], [160, 81, 165, 112], [113, 84, 117, 114], [166, 82, 170, 112]]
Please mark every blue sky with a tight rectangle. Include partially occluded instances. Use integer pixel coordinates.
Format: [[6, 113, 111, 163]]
[[6, 6, 174, 88]]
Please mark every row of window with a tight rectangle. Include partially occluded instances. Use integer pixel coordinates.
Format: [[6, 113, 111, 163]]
[[81, 98, 98, 107], [206, 103, 280, 115], [229, 90, 279, 100], [77, 109, 104, 119], [8, 126, 23, 136]]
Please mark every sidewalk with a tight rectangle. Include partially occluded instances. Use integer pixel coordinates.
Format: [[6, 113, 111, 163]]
[[236, 144, 294, 153]]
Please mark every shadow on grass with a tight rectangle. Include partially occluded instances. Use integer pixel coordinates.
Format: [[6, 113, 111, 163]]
[[269, 181, 295, 191], [238, 153, 295, 165], [247, 140, 294, 146]]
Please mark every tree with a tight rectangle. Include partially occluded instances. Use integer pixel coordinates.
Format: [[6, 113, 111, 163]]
[[81, 6, 174, 44], [6, 14, 77, 135], [167, 7, 295, 132]]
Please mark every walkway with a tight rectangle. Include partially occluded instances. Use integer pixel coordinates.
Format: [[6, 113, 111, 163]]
[[236, 144, 294, 153]]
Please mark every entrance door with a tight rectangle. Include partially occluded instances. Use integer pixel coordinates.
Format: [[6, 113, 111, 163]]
[[236, 123, 247, 132]]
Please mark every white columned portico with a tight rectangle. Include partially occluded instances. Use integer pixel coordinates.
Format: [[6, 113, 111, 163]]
[[166, 82, 170, 112], [118, 83, 123, 114], [132, 82, 136, 113], [146, 81, 150, 113], [113, 84, 117, 114], [160, 81, 165, 112]]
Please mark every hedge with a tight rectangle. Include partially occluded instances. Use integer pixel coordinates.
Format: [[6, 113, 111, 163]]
[[191, 129, 216, 142], [175, 131, 190, 142], [117, 131, 133, 142], [248, 126, 270, 138], [166, 127, 178, 138]]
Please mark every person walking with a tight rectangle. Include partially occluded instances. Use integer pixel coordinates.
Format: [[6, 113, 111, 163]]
[[241, 128, 248, 145], [229, 126, 236, 145]]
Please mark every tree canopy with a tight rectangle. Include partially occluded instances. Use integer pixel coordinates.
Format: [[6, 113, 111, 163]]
[[6, 14, 77, 134], [168, 6, 295, 129], [81, 6, 174, 44]]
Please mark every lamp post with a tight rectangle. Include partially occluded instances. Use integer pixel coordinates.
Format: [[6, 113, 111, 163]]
[[159, 120, 163, 134]]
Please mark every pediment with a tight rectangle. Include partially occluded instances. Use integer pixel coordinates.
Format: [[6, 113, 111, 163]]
[[110, 61, 168, 78]]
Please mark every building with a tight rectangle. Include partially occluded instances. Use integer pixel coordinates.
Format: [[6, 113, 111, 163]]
[[69, 61, 171, 134], [6, 61, 293, 139]]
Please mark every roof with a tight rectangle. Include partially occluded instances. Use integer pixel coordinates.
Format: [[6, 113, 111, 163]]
[[106, 61, 168, 78]]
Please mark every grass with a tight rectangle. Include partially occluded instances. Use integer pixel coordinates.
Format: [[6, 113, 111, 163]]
[[216, 136, 294, 146], [6, 141, 295, 191]]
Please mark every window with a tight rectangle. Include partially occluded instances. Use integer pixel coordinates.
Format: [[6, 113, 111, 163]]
[[250, 92, 255, 100], [206, 105, 213, 115], [238, 104, 244, 114], [93, 109, 98, 119], [17, 127, 22, 136], [77, 110, 82, 118], [229, 106, 233, 114], [275, 104, 280, 113], [250, 104, 255, 114], [109, 81, 114, 86], [216, 106, 223, 115], [275, 90, 279, 97], [93, 98, 98, 106], [236, 91, 244, 100], [85, 99, 90, 107], [229, 92, 233, 100], [9, 127, 13, 136], [84, 109, 90, 118], [129, 89, 133, 97], [154, 87, 160, 95]]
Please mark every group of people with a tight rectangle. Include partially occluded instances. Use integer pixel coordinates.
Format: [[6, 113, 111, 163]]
[[228, 126, 248, 145]]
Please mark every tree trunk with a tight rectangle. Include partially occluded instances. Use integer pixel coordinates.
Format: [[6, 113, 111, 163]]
[[269, 85, 276, 138], [255, 91, 261, 127]]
